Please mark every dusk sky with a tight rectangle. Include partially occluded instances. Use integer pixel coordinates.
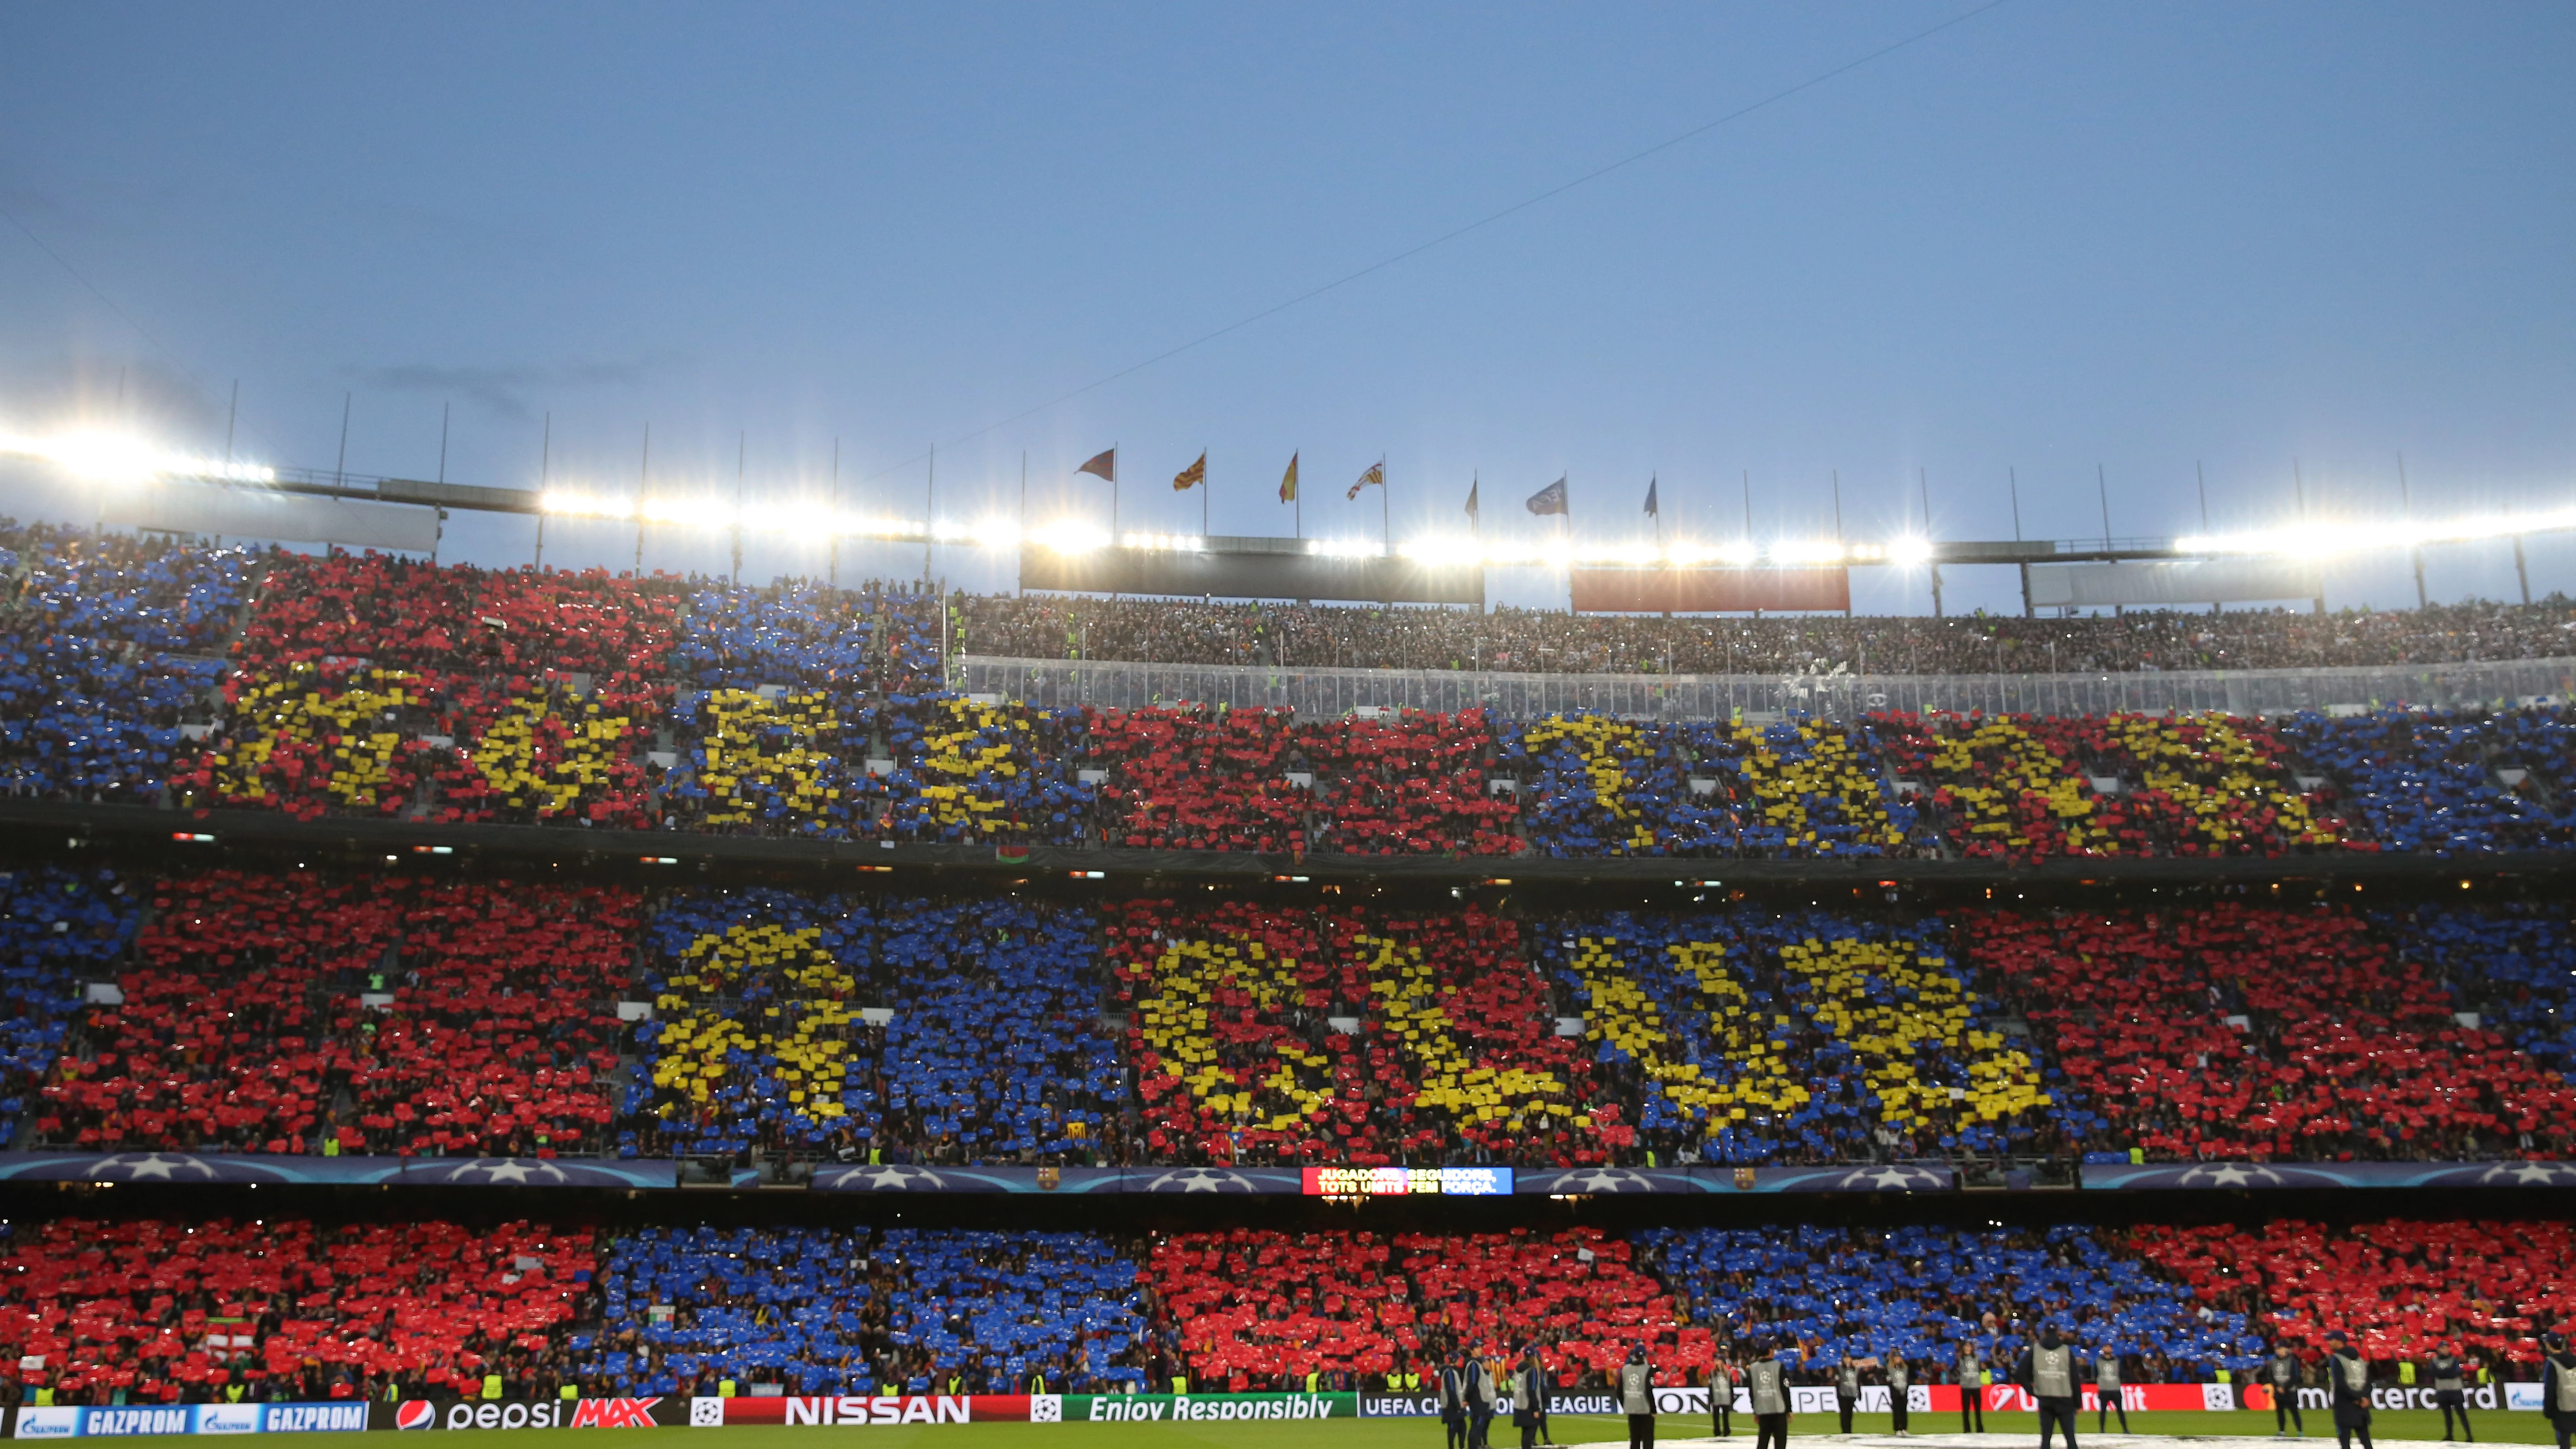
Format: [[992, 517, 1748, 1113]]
[[3, 2, 2571, 614]]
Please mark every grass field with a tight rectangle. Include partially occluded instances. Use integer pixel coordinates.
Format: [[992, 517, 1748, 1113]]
[[207, 1409, 2560, 1448]]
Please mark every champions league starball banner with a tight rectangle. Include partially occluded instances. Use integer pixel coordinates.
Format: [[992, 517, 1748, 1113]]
[[2080, 1160, 2576, 1190], [0, 1155, 1962, 1197], [807, 1163, 1957, 1195], [0, 1153, 682, 1190]]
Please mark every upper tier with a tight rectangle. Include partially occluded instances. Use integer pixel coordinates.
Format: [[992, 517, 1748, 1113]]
[[8, 531, 2576, 861]]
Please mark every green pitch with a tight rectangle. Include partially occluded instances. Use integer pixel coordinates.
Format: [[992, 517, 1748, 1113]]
[[195, 1411, 2563, 1447]]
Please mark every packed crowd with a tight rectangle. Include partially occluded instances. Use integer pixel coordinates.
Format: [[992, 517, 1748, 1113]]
[[0, 525, 242, 802], [1144, 1227, 1697, 1390], [961, 593, 2576, 676], [0, 869, 136, 1147], [593, 1227, 1144, 1398], [0, 1217, 598, 1406], [622, 892, 1122, 1165], [34, 871, 635, 1157], [17, 531, 2576, 863], [2131, 1219, 2576, 1366], [1965, 902, 2576, 1162], [1506, 714, 1919, 859], [1643, 1224, 2250, 1382], [2, 1213, 2573, 1407], [1110, 901, 1616, 1168], [17, 862, 2576, 1169], [1539, 911, 2085, 1165]]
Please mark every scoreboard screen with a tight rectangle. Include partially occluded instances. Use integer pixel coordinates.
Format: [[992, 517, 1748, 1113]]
[[1300, 1166, 1512, 1197]]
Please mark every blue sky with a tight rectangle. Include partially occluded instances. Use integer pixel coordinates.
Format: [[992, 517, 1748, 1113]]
[[2, 1, 2571, 614]]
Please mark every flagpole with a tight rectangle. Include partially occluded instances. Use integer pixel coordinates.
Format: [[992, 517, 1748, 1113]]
[[1203, 447, 1209, 538], [1380, 457, 1389, 555]]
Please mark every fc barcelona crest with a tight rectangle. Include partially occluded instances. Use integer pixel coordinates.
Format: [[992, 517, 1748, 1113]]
[[1733, 1166, 1757, 1191], [1037, 1165, 1061, 1191]]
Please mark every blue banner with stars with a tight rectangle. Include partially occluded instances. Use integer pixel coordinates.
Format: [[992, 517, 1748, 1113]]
[[2080, 1160, 2576, 1190], [0, 1152, 680, 1189]]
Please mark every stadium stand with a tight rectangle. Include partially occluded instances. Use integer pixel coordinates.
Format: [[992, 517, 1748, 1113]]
[[1085, 706, 1310, 852], [0, 527, 243, 803], [2388, 902, 2576, 1083], [17, 533, 2571, 863], [962, 592, 2576, 675], [2127, 1218, 2576, 1366], [0, 869, 137, 1148], [2284, 708, 2575, 854], [597, 1227, 1143, 1397], [1142, 1227, 1695, 1389], [1963, 902, 2576, 1161], [232, 555, 676, 678], [1641, 1224, 2258, 1381], [625, 893, 1120, 1165], [0, 1217, 596, 1404], [37, 871, 633, 1157], [1506, 714, 1917, 858], [1869, 711, 2346, 862], [1539, 911, 2077, 1165], [1112, 901, 1617, 1167], [671, 581, 945, 698], [1301, 710, 1517, 856]]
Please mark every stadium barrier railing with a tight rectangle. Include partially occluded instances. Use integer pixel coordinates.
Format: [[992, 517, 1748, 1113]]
[[958, 654, 2576, 719]]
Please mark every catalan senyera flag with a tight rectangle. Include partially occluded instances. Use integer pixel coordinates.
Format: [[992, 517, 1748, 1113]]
[[1347, 459, 1385, 500], [1279, 452, 1299, 503], [1172, 451, 1206, 492]]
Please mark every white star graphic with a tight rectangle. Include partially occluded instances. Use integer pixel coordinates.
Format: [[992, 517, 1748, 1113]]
[[115, 1155, 189, 1181], [475, 1161, 534, 1184], [2494, 1162, 2572, 1186]]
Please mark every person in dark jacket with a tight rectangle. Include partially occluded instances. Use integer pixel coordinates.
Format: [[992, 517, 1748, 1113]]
[[2019, 1323, 2080, 1449], [2540, 1331, 2576, 1449], [1515, 1345, 1550, 1449], [1439, 1355, 1469, 1449], [2325, 1330, 2373, 1449], [2425, 1344, 2470, 1442], [1747, 1338, 1790, 1449], [1618, 1344, 1657, 1449], [2267, 1344, 2306, 1437]]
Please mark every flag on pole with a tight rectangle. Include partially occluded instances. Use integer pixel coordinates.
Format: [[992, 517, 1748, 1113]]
[[1279, 453, 1299, 503], [1172, 451, 1206, 491], [1643, 475, 1659, 517], [1347, 459, 1385, 500], [1076, 447, 1116, 482], [1464, 478, 1480, 523], [1527, 476, 1568, 516]]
